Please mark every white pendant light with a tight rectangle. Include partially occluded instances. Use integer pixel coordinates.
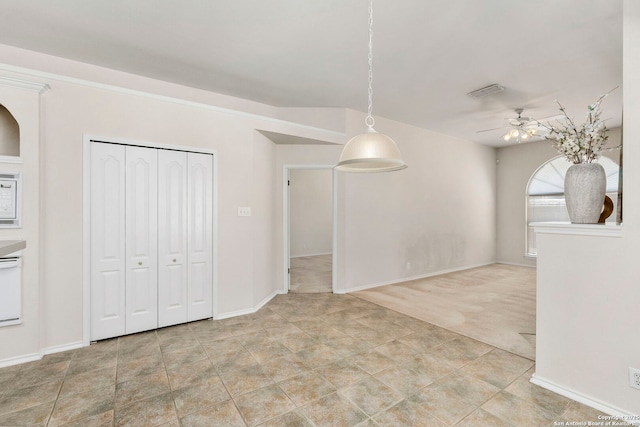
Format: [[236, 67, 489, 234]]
[[335, 0, 407, 173]]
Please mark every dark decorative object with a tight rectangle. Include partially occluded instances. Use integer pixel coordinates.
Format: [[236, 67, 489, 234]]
[[617, 118, 623, 224], [598, 196, 614, 224]]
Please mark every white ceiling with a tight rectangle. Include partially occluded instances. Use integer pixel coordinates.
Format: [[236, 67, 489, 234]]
[[0, 0, 623, 147]]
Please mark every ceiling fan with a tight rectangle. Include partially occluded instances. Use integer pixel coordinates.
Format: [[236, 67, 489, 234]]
[[477, 108, 541, 142]]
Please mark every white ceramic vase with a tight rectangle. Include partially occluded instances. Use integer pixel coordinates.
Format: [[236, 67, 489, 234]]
[[564, 162, 606, 224]]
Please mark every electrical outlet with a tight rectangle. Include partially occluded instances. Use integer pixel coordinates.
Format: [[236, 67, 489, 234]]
[[630, 367, 640, 390]]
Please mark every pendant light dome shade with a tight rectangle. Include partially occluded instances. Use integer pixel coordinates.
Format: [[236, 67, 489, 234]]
[[335, 0, 407, 173], [335, 128, 407, 172]]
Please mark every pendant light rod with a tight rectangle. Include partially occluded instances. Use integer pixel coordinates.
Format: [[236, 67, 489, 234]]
[[335, 0, 407, 172], [366, 0, 375, 129]]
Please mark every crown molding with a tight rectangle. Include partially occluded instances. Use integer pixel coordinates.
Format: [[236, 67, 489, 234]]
[[0, 63, 346, 143], [0, 76, 50, 94]]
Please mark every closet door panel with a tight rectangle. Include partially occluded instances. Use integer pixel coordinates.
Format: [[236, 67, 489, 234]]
[[187, 152, 213, 321], [158, 150, 188, 327], [125, 146, 158, 334], [90, 143, 126, 341]]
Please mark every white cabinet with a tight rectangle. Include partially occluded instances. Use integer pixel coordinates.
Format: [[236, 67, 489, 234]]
[[90, 142, 213, 341], [0, 256, 22, 326]]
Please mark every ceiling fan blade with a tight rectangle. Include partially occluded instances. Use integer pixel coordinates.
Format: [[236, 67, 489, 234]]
[[534, 114, 566, 122], [476, 126, 506, 133]]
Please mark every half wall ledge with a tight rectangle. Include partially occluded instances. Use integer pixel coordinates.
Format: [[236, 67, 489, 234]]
[[532, 222, 623, 238]]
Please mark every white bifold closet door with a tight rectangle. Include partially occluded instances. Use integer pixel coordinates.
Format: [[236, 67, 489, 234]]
[[91, 142, 213, 341], [124, 146, 158, 335], [91, 144, 158, 340], [90, 142, 127, 341], [157, 150, 213, 327], [186, 152, 213, 322], [157, 150, 188, 327]]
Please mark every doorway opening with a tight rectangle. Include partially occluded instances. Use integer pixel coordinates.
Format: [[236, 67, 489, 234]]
[[283, 165, 337, 294]]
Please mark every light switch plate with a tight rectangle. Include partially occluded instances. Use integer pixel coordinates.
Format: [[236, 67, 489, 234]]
[[238, 207, 251, 217]]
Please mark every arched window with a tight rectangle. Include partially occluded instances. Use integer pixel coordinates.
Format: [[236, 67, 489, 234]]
[[526, 156, 620, 256], [0, 103, 20, 158]]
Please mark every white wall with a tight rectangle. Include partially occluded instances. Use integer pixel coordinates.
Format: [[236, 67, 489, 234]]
[[339, 115, 497, 291], [496, 141, 558, 266], [532, 0, 640, 416], [0, 43, 497, 365], [0, 44, 345, 361], [289, 168, 333, 257], [251, 130, 276, 308], [275, 111, 498, 293], [0, 81, 42, 364]]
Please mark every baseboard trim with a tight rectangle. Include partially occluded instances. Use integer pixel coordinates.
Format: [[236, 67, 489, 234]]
[[254, 290, 280, 312], [43, 341, 84, 355], [290, 252, 332, 259], [1, 292, 281, 367], [531, 374, 640, 426], [495, 260, 536, 268], [0, 352, 42, 368], [0, 339, 104, 368], [215, 290, 280, 320], [344, 262, 496, 293]]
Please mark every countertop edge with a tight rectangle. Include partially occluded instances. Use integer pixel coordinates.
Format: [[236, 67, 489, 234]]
[[0, 240, 26, 257]]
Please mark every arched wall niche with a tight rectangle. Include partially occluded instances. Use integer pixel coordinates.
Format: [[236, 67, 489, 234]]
[[0, 103, 20, 158]]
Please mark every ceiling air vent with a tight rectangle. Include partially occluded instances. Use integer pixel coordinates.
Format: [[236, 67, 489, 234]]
[[467, 84, 505, 98]]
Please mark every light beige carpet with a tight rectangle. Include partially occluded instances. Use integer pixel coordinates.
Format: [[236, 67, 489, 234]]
[[353, 263, 536, 360], [290, 254, 332, 293]]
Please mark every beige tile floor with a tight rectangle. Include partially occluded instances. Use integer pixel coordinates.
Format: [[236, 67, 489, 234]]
[[0, 293, 610, 427], [290, 255, 332, 293]]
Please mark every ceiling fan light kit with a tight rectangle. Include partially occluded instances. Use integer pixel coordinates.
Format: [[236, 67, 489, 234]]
[[502, 127, 533, 142], [494, 108, 540, 143], [335, 0, 407, 173]]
